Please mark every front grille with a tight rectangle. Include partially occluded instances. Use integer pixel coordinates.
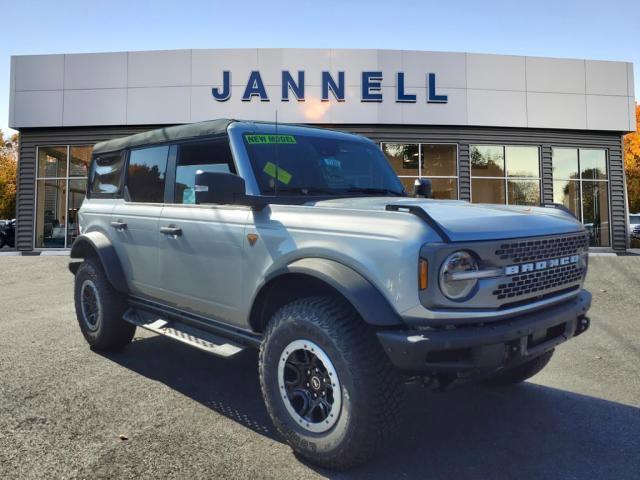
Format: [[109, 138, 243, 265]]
[[495, 233, 588, 264], [492, 263, 585, 300]]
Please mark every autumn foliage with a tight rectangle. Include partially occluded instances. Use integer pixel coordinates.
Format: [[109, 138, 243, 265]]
[[624, 104, 640, 214], [0, 131, 18, 219]]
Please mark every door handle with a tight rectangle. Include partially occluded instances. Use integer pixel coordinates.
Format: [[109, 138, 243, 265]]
[[110, 221, 127, 231], [160, 226, 182, 236]]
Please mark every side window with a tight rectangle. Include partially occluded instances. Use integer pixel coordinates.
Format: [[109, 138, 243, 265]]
[[90, 152, 125, 197], [174, 140, 235, 204], [127, 146, 169, 203]]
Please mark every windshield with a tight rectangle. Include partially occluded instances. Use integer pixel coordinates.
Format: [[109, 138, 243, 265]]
[[631, 216, 640, 225], [243, 133, 404, 196]]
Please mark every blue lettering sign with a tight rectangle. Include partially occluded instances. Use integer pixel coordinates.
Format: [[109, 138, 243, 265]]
[[212, 71, 231, 101], [362, 71, 383, 102], [427, 73, 448, 103], [321, 71, 345, 102], [282, 71, 305, 101], [396, 72, 416, 103], [242, 71, 269, 102]]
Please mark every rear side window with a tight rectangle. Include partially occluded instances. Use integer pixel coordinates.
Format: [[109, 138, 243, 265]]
[[127, 146, 169, 203], [174, 141, 235, 204], [89, 152, 125, 197]]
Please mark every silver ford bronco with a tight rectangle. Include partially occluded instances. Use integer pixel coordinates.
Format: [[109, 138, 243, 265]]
[[69, 119, 591, 469]]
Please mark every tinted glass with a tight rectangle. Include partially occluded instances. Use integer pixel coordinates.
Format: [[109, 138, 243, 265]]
[[245, 135, 403, 195], [382, 143, 419, 176], [582, 181, 609, 247], [35, 179, 66, 248], [175, 141, 235, 204], [580, 149, 607, 180], [38, 146, 67, 178], [552, 148, 579, 179], [506, 146, 539, 178], [507, 179, 540, 206], [422, 144, 457, 177], [90, 153, 125, 196], [553, 180, 581, 218], [67, 179, 86, 246], [430, 178, 457, 200], [127, 146, 169, 203], [471, 145, 504, 177], [69, 146, 93, 177], [472, 178, 505, 204]]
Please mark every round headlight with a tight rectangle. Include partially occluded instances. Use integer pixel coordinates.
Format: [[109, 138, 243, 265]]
[[439, 251, 479, 300]]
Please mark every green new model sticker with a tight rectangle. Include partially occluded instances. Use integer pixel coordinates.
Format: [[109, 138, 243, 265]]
[[263, 162, 292, 185], [245, 134, 297, 145]]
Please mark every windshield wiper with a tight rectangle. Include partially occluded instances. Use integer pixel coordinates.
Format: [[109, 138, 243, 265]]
[[346, 187, 405, 196]]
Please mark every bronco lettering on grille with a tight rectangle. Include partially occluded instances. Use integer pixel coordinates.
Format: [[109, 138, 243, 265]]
[[505, 255, 580, 275]]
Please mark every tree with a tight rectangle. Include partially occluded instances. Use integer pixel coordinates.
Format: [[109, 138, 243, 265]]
[[0, 131, 18, 219], [624, 104, 640, 213]]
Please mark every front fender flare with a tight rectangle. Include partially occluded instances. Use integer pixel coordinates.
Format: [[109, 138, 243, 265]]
[[268, 258, 404, 327], [69, 231, 127, 293]]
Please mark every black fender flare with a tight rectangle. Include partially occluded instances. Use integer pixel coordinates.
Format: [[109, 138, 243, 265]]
[[263, 258, 404, 327], [68, 231, 127, 293]]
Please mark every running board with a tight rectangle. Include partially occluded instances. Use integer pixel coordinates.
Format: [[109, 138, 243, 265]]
[[123, 308, 245, 358]]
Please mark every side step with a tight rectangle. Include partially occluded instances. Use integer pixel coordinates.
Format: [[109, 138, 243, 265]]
[[123, 308, 245, 358]]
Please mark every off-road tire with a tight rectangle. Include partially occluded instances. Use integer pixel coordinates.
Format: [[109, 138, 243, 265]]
[[482, 349, 555, 387], [259, 295, 402, 470], [74, 259, 135, 350]]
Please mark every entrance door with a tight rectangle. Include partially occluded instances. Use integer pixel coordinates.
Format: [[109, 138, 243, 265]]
[[159, 140, 249, 326]]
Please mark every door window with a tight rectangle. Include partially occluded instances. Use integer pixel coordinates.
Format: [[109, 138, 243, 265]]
[[127, 146, 169, 203], [174, 141, 235, 204]]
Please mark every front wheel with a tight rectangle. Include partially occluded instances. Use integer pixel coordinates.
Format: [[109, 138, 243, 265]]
[[73, 259, 135, 350], [259, 296, 401, 470]]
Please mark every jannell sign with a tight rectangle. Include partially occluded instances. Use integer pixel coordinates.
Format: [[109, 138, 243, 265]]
[[212, 71, 448, 104]]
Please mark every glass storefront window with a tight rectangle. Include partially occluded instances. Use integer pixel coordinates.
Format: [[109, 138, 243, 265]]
[[471, 145, 540, 206], [35, 145, 92, 249], [384, 143, 458, 199], [552, 148, 609, 246], [382, 143, 419, 177]]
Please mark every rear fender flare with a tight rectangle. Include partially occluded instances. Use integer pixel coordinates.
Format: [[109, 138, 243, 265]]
[[69, 231, 127, 293]]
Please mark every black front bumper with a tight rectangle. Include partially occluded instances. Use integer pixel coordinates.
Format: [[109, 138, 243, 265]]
[[377, 290, 591, 374]]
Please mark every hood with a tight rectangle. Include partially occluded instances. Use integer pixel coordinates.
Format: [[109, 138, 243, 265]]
[[312, 197, 584, 242]]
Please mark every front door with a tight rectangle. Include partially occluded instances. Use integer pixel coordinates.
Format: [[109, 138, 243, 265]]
[[158, 139, 249, 326]]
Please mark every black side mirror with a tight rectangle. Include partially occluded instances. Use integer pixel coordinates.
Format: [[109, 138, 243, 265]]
[[195, 171, 246, 205], [413, 178, 432, 198]]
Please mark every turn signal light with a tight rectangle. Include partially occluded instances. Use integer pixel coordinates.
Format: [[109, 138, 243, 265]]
[[419, 258, 428, 290]]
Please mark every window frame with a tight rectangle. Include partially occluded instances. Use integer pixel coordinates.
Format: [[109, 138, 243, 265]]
[[470, 144, 542, 206], [551, 147, 611, 247], [380, 142, 459, 199], [34, 144, 92, 250]]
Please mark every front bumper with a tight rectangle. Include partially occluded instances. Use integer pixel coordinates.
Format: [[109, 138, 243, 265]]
[[377, 289, 591, 374]]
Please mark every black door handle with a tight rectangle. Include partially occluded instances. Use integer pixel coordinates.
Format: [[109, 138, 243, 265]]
[[160, 226, 182, 236], [110, 221, 127, 230]]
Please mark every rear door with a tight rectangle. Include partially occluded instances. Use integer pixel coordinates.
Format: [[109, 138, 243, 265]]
[[110, 145, 172, 299], [159, 139, 249, 326]]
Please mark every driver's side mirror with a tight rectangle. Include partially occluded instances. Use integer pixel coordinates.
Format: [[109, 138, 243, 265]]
[[413, 178, 432, 198], [195, 171, 246, 205]]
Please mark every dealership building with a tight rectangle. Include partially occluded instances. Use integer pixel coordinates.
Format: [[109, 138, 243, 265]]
[[7, 48, 636, 252]]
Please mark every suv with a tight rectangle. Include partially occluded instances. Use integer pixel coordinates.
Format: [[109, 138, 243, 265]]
[[69, 120, 591, 469]]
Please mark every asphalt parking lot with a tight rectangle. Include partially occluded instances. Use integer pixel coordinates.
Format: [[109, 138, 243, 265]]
[[0, 257, 639, 479]]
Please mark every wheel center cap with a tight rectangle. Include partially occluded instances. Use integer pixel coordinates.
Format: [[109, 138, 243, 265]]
[[310, 376, 322, 390]]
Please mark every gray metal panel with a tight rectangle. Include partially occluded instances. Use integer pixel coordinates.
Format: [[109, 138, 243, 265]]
[[15, 124, 627, 251]]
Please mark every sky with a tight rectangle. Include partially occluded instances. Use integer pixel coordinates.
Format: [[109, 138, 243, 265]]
[[1, 0, 638, 135]]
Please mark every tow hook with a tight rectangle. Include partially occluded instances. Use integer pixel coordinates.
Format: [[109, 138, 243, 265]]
[[575, 316, 590, 337]]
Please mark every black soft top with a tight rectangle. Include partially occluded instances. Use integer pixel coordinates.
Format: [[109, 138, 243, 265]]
[[92, 119, 234, 155]]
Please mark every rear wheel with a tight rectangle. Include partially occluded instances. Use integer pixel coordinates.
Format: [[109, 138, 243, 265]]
[[259, 296, 401, 470], [74, 259, 135, 350], [482, 349, 555, 387]]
